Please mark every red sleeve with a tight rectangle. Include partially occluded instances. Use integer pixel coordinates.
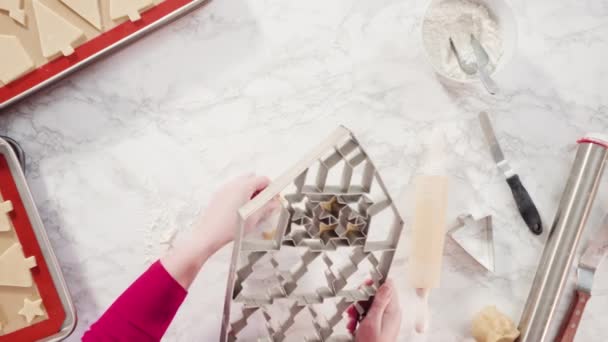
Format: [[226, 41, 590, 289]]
[[82, 260, 187, 342]]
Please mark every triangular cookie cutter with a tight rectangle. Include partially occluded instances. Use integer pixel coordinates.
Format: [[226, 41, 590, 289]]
[[448, 214, 495, 273]]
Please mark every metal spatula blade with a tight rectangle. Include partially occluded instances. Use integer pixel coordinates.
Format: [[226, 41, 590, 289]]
[[578, 214, 608, 292]]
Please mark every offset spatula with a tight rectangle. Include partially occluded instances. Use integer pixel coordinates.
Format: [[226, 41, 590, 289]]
[[479, 112, 543, 235], [557, 214, 608, 342]]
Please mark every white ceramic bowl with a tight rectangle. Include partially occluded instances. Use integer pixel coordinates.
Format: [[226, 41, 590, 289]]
[[421, 0, 518, 83]]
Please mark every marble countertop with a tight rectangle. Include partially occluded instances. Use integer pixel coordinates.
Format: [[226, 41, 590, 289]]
[[1, 0, 608, 340]]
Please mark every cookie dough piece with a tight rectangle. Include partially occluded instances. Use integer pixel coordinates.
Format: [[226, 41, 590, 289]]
[[18, 298, 45, 324], [0, 36, 34, 85], [319, 221, 338, 233], [471, 306, 519, 342], [0, 243, 37, 287], [319, 196, 341, 216], [109, 0, 155, 21], [60, 0, 102, 30], [0, 0, 25, 25], [262, 228, 276, 240], [0, 200, 13, 231], [33, 0, 85, 58]]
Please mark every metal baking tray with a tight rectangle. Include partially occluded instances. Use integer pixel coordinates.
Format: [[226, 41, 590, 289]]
[[0, 138, 76, 340], [0, 0, 210, 110]]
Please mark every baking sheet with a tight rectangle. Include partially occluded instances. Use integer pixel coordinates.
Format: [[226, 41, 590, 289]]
[[0, 140, 73, 341], [0, 191, 49, 335], [0, 0, 208, 109], [0, 0, 125, 70]]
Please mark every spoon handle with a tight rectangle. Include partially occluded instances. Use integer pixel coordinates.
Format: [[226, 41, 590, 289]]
[[478, 67, 499, 95]]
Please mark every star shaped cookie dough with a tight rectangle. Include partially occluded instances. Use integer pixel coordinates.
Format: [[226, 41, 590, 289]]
[[18, 298, 45, 324], [319, 196, 343, 217]]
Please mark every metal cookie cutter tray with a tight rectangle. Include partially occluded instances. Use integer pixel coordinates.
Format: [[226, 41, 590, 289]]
[[221, 126, 404, 341], [0, 138, 76, 340]]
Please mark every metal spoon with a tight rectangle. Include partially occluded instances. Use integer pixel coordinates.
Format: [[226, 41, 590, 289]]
[[469, 34, 498, 95], [449, 36, 498, 95], [449, 37, 477, 75]]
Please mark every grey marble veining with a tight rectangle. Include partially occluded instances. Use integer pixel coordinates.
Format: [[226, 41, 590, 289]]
[[1, 0, 607, 340]]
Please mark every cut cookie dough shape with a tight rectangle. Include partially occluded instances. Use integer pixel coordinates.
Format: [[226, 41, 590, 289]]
[[0, 35, 34, 85], [109, 0, 155, 21], [471, 306, 519, 342], [0, 243, 37, 287], [18, 298, 45, 324], [60, 0, 102, 30], [0, 0, 26, 25], [33, 0, 85, 58], [0, 200, 13, 231], [262, 228, 276, 240]]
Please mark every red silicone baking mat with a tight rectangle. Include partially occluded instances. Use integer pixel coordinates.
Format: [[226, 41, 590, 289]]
[[0, 155, 65, 341], [0, 0, 206, 108]]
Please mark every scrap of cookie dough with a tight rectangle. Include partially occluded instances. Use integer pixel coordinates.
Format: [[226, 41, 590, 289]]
[[471, 305, 519, 342], [18, 298, 45, 324], [109, 0, 155, 21], [0, 243, 37, 287], [262, 228, 276, 240], [33, 0, 85, 58], [0, 36, 34, 85], [319, 196, 341, 216], [60, 0, 102, 30], [0, 0, 26, 25], [0, 200, 13, 231]]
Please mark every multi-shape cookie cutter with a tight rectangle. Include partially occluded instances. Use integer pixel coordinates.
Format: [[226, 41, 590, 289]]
[[221, 126, 404, 341]]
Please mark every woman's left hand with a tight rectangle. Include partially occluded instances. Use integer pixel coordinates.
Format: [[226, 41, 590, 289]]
[[191, 173, 278, 252], [162, 174, 277, 289]]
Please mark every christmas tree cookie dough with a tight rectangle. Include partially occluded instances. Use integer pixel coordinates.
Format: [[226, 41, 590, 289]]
[[0, 0, 26, 25], [33, 0, 85, 58], [60, 0, 102, 30], [109, 0, 155, 21], [0, 36, 34, 85], [0, 243, 37, 287], [0, 200, 13, 231]]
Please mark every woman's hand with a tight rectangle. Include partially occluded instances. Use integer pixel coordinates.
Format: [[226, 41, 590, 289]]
[[191, 174, 276, 252], [161, 174, 276, 289], [347, 279, 402, 342]]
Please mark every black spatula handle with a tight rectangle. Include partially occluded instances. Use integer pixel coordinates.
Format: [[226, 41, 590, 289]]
[[506, 174, 543, 235]]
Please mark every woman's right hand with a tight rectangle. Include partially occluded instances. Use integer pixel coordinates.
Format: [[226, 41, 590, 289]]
[[348, 279, 402, 342]]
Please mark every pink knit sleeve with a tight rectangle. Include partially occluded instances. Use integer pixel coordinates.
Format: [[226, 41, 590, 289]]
[[82, 260, 187, 341]]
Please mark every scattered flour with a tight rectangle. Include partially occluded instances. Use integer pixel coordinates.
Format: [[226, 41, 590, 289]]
[[422, 0, 503, 80]]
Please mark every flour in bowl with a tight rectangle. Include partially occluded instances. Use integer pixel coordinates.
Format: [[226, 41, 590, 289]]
[[422, 0, 503, 80]]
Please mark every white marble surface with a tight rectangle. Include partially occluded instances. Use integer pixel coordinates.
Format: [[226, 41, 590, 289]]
[[1, 0, 608, 340]]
